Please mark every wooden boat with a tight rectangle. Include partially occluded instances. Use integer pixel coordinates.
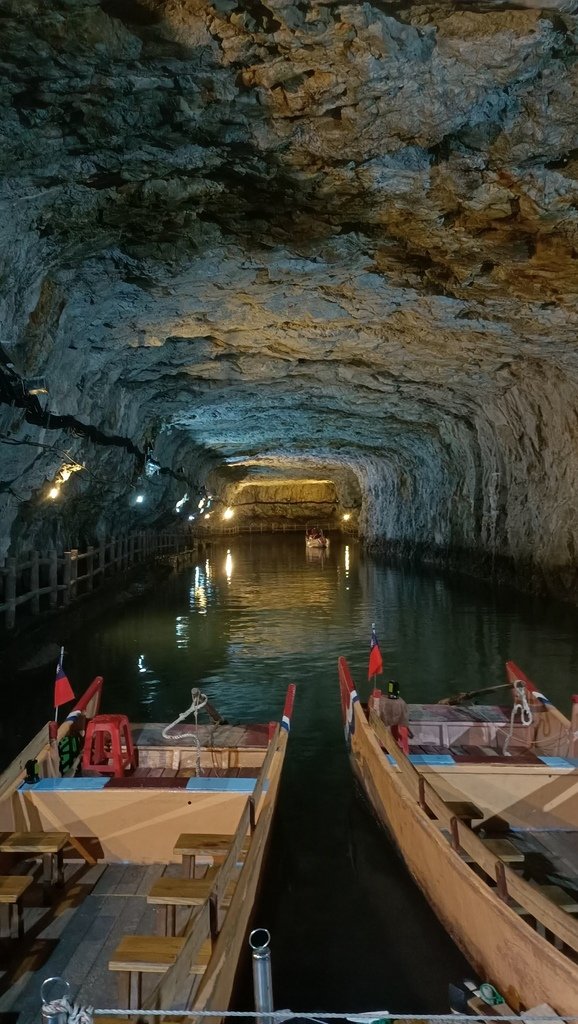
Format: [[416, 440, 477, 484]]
[[305, 527, 329, 549], [338, 656, 578, 1016], [0, 677, 295, 1020]]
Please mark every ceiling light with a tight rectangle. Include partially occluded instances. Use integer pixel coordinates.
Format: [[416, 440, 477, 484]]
[[48, 486, 60, 500], [343, 513, 351, 521], [135, 494, 145, 504], [223, 507, 234, 520]]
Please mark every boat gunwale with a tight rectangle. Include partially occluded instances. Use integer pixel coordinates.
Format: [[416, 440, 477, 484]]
[[338, 655, 578, 1015]]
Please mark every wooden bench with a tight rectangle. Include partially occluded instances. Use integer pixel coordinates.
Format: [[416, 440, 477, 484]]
[[445, 801, 484, 829], [0, 875, 34, 938], [147, 872, 218, 936], [481, 837, 525, 864], [0, 832, 68, 902], [173, 832, 248, 878], [531, 883, 578, 913], [109, 934, 211, 1007]]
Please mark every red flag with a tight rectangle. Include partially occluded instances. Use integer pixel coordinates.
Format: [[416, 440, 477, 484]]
[[368, 624, 383, 680], [54, 658, 75, 709]]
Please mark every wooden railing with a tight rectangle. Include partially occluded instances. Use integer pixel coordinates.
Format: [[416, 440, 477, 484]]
[[197, 521, 337, 536], [0, 530, 194, 631]]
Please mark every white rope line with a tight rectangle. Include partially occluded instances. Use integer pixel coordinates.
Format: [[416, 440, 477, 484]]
[[162, 688, 208, 775], [87, 1011, 578, 1021]]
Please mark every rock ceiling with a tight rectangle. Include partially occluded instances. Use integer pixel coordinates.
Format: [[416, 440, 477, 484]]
[[1, 0, 578, 595]]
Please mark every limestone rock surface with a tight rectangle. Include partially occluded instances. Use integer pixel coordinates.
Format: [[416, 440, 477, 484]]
[[1, 0, 578, 596]]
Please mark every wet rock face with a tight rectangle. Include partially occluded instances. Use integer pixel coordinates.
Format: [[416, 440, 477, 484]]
[[1, 1, 578, 595]]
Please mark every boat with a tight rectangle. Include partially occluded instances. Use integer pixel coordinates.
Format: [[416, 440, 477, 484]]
[[0, 676, 296, 1019], [338, 655, 578, 1016], [305, 526, 329, 549]]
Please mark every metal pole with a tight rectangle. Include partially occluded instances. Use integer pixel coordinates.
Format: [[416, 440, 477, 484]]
[[40, 977, 70, 1024], [249, 928, 274, 1024]]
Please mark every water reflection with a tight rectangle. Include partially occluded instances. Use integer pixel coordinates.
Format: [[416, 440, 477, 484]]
[[10, 535, 578, 1013], [175, 615, 189, 649]]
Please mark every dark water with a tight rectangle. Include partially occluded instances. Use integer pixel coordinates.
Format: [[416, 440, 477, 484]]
[[4, 536, 578, 1013]]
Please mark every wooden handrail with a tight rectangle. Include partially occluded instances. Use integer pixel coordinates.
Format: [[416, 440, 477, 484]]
[[0, 531, 196, 630], [368, 710, 578, 954]]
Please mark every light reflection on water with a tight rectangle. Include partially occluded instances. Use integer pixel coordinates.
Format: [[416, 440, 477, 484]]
[[6, 535, 578, 1012]]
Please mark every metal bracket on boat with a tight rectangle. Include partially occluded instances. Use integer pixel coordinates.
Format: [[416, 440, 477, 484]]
[[250, 928, 274, 1024]]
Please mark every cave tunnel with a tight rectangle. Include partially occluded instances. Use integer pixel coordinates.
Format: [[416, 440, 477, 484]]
[[2, 0, 578, 601]]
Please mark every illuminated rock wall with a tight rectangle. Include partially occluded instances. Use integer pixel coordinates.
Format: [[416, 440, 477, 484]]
[[1, 2, 578, 596]]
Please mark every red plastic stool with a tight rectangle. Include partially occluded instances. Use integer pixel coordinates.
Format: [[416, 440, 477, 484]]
[[82, 714, 137, 778]]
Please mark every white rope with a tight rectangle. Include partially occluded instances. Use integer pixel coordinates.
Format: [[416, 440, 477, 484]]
[[88, 1011, 578, 1022], [503, 681, 532, 757], [162, 688, 208, 775], [43, 999, 93, 1024]]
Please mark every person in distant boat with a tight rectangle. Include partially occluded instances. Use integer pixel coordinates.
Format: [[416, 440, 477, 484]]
[[378, 680, 410, 754]]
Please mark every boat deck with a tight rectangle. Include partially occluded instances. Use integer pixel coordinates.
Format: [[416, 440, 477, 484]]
[[0, 860, 208, 1024], [133, 723, 271, 749]]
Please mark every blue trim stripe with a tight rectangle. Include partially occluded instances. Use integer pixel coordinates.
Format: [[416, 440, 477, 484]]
[[409, 754, 455, 766], [185, 777, 257, 793], [281, 715, 290, 732], [538, 756, 574, 768], [20, 777, 109, 791]]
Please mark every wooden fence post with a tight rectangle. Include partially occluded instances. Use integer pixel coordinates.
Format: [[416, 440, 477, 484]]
[[5, 556, 16, 629], [129, 534, 135, 565], [49, 549, 58, 609], [63, 552, 72, 606], [86, 546, 94, 592], [99, 539, 106, 580], [70, 549, 78, 599], [30, 550, 40, 614]]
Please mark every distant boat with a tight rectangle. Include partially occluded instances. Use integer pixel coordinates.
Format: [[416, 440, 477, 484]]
[[305, 526, 329, 549], [338, 655, 578, 1016], [0, 676, 296, 1016]]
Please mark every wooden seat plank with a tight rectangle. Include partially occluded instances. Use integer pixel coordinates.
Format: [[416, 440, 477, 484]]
[[109, 935, 185, 972], [445, 801, 484, 824], [147, 873, 217, 906], [482, 838, 525, 864], [0, 832, 68, 903], [0, 831, 68, 854], [0, 874, 34, 938], [0, 875, 34, 902], [109, 933, 212, 1007], [531, 883, 578, 913]]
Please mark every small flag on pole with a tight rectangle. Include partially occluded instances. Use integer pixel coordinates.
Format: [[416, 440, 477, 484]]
[[54, 647, 75, 716], [368, 623, 383, 680]]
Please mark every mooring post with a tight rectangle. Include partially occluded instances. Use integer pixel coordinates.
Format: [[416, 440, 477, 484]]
[[250, 928, 274, 1024], [40, 976, 70, 1024]]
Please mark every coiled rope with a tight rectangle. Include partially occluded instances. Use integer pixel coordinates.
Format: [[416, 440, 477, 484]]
[[42, 998, 93, 1024], [503, 681, 532, 757], [162, 688, 208, 775]]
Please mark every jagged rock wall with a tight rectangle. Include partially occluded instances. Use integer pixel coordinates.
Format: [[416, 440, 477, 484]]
[[1, 1, 578, 596]]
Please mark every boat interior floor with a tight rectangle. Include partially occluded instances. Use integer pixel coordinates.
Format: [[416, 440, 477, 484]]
[[0, 859, 222, 1024], [133, 723, 270, 749]]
